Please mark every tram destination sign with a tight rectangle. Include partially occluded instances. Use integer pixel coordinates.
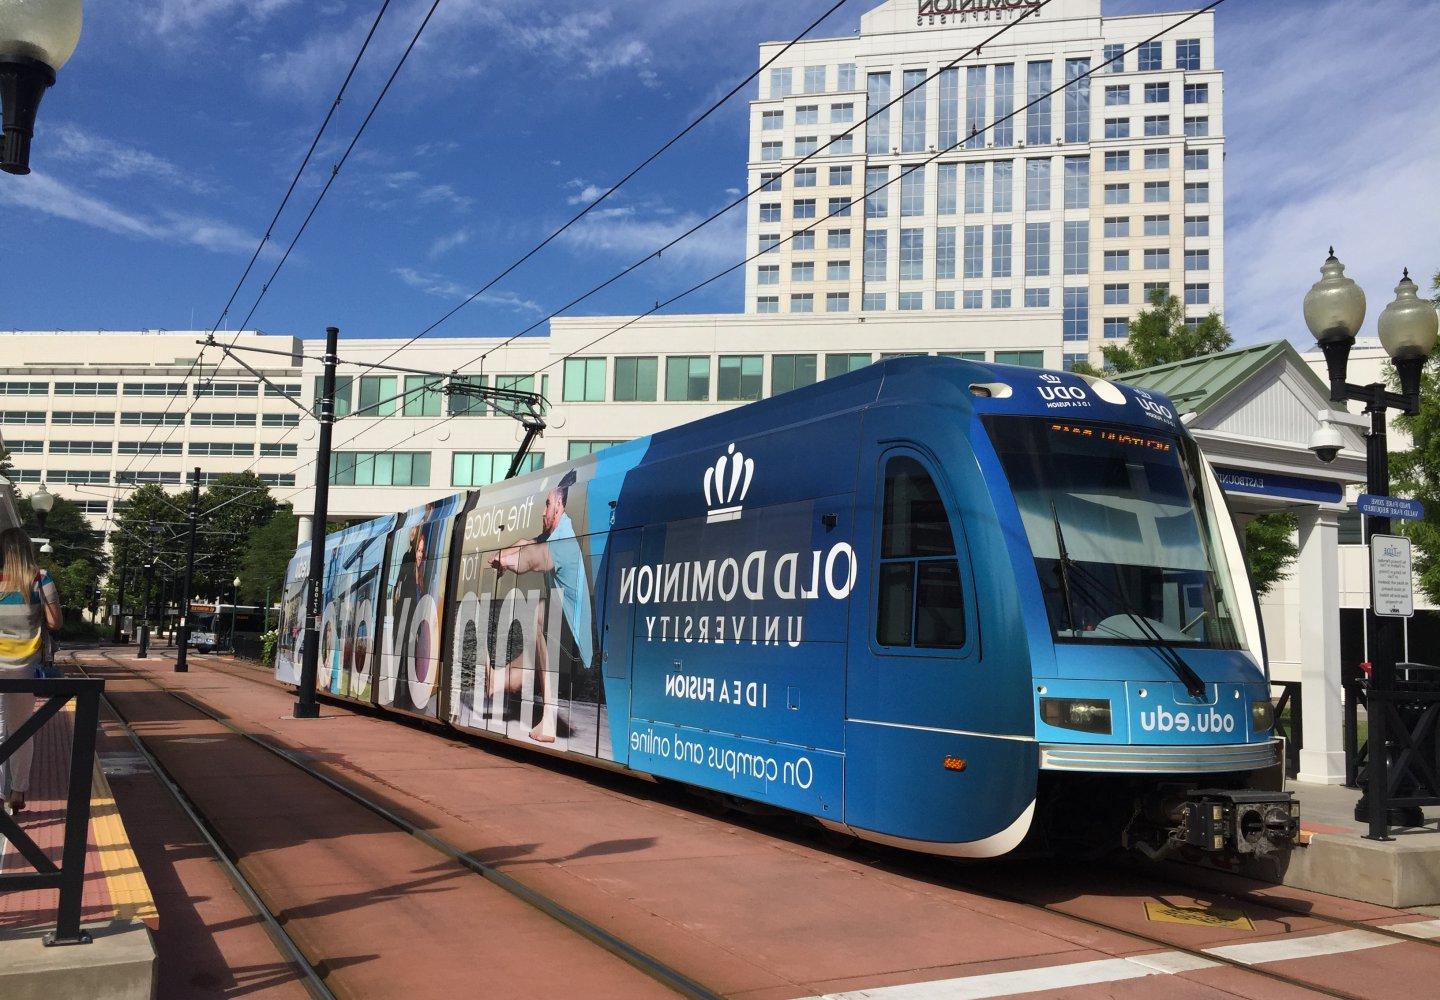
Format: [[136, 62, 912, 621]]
[[1370, 534, 1414, 619], [917, 0, 1043, 26], [1357, 493, 1426, 521]]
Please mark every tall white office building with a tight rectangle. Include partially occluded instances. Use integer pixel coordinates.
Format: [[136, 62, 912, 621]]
[[744, 0, 1223, 368]]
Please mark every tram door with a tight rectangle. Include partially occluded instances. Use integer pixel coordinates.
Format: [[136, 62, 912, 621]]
[[843, 429, 985, 838]]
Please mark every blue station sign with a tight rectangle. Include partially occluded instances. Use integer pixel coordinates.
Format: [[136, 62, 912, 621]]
[[1358, 494, 1426, 521], [1214, 467, 1344, 505]]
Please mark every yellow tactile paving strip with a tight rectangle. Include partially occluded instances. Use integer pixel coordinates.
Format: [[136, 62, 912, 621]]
[[89, 753, 158, 922]]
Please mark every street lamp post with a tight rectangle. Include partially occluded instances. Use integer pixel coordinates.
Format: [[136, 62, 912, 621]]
[[30, 482, 53, 529], [230, 576, 240, 653], [1304, 249, 1440, 840], [0, 0, 83, 175]]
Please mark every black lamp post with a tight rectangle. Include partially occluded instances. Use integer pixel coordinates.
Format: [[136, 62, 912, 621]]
[[0, 0, 83, 175], [1303, 249, 1440, 839]]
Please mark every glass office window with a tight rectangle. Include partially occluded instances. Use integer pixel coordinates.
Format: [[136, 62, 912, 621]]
[[665, 356, 711, 401], [825, 353, 871, 379], [718, 356, 764, 401], [1064, 58, 1090, 142], [992, 160, 1013, 212], [901, 69, 927, 152], [867, 72, 891, 154], [771, 354, 818, 396], [563, 358, 606, 402], [613, 356, 658, 402], [1026, 61, 1052, 145], [992, 63, 1015, 146], [936, 226, 957, 280]]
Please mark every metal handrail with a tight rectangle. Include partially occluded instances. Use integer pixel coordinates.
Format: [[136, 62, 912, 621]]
[[0, 676, 105, 946]]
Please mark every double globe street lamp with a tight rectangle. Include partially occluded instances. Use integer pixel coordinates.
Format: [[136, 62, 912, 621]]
[[1303, 249, 1439, 838], [0, 0, 83, 175]]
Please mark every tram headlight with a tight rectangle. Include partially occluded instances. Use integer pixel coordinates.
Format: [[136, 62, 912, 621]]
[[1251, 699, 1275, 734], [1039, 697, 1112, 734]]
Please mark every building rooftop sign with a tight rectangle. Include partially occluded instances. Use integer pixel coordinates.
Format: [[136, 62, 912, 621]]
[[916, 0, 1044, 27]]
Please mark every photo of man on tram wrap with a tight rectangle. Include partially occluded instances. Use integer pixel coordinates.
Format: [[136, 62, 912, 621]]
[[487, 469, 598, 746], [446, 462, 609, 757]]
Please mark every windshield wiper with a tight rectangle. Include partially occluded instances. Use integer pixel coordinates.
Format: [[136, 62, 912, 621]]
[[1049, 501, 1078, 635], [1047, 510, 1208, 700]]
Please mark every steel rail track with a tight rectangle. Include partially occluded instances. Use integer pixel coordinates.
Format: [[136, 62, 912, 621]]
[[84, 652, 722, 1000], [96, 648, 1440, 1000], [82, 667, 337, 1000]]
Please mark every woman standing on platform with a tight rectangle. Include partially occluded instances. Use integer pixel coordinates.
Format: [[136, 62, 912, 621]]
[[0, 527, 63, 814]]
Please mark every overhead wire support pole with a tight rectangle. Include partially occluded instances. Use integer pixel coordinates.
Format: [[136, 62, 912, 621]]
[[136, 527, 157, 659], [200, 338, 315, 417], [295, 326, 339, 720], [175, 467, 202, 674]]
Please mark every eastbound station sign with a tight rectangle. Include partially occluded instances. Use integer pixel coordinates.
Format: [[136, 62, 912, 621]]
[[1370, 534, 1414, 619], [1358, 494, 1426, 521]]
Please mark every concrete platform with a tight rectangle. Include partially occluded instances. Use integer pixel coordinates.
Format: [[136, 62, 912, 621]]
[[1, 698, 158, 999], [0, 920, 157, 1000], [1273, 781, 1440, 909]]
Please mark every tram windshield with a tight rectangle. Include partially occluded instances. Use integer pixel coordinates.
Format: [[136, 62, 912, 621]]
[[985, 417, 1242, 649]]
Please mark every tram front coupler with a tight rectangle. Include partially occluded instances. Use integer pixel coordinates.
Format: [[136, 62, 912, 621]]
[[1128, 788, 1301, 861]]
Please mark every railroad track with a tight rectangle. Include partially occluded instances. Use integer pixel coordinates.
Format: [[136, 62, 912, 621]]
[[84, 648, 1440, 1000], [79, 651, 721, 1000]]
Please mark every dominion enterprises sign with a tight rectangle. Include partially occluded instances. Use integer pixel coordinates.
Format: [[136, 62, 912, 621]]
[[917, 0, 1044, 25]]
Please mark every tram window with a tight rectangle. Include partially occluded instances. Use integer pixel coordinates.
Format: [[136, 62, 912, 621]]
[[877, 456, 965, 650]]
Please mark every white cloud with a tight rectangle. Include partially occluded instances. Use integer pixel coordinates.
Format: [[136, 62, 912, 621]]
[[394, 266, 541, 314], [416, 183, 474, 212], [558, 199, 745, 272], [142, 0, 299, 39], [566, 182, 611, 206], [427, 228, 471, 258], [0, 172, 260, 254], [1220, 0, 1440, 345], [45, 123, 210, 192]]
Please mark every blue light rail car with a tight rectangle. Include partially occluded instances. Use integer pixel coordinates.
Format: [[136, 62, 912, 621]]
[[276, 357, 1298, 860]]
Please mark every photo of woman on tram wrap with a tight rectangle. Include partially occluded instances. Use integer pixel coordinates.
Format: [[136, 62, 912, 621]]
[[487, 469, 599, 747], [381, 496, 458, 718]]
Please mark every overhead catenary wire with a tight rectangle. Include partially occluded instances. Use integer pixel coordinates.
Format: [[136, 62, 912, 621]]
[[207, 0, 396, 342], [231, 0, 447, 336], [522, 1, 1225, 384], [271, 0, 1224, 507], [437, 0, 1057, 370], [121, 0, 435, 484], [353, 0, 857, 382], [220, 2, 856, 489], [266, 0, 1056, 499]]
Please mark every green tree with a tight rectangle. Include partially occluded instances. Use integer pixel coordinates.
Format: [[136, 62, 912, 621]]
[[1073, 290, 1295, 595], [239, 508, 298, 607], [1390, 268, 1440, 603], [52, 558, 97, 611], [1075, 287, 1234, 375], [108, 484, 188, 619], [195, 473, 278, 596], [17, 496, 104, 574]]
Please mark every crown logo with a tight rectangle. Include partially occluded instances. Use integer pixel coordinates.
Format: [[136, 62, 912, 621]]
[[704, 443, 754, 523], [1039, 373, 1062, 384]]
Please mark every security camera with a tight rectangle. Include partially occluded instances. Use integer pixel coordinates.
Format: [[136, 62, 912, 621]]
[[1309, 422, 1344, 464]]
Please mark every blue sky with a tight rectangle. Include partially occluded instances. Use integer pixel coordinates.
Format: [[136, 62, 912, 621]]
[[1, 0, 1435, 346]]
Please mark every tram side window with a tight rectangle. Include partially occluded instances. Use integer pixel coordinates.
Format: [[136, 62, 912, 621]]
[[876, 456, 965, 649]]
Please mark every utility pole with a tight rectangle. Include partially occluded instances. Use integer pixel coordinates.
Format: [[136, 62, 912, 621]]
[[175, 467, 202, 673], [136, 529, 156, 659], [112, 564, 127, 644], [294, 325, 338, 720]]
